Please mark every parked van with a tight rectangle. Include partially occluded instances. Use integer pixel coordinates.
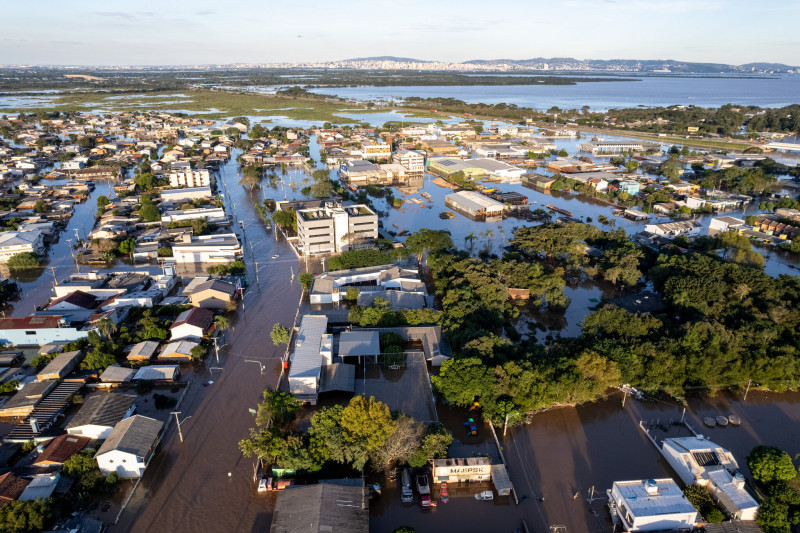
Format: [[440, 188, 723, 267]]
[[401, 468, 413, 503]]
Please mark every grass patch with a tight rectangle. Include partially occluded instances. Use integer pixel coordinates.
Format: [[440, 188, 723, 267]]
[[4, 89, 367, 123]]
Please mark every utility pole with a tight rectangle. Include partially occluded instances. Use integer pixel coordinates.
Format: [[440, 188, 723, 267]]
[[65, 239, 78, 270], [245, 359, 265, 374], [621, 385, 628, 408], [171, 412, 191, 443], [48, 267, 58, 288], [503, 412, 509, 437], [744, 379, 752, 401], [249, 241, 259, 287], [213, 336, 220, 364]]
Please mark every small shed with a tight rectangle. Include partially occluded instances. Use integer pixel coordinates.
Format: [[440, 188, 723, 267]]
[[270, 482, 367, 533], [19, 473, 60, 501], [99, 365, 137, 384], [33, 434, 91, 466], [126, 340, 160, 362], [0, 350, 23, 367]]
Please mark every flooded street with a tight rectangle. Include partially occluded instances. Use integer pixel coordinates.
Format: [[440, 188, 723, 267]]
[[112, 154, 302, 532]]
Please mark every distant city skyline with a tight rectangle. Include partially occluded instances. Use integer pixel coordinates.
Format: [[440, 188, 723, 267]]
[[2, 0, 799, 66]]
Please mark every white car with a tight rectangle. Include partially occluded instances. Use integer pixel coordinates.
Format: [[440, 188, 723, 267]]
[[257, 477, 269, 493]]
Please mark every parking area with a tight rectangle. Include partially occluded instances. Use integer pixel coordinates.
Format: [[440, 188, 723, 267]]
[[356, 352, 438, 423]]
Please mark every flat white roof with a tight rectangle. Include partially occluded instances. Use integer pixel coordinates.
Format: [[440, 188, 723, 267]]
[[613, 479, 697, 517], [288, 315, 328, 380], [706, 469, 759, 513], [446, 191, 508, 214]]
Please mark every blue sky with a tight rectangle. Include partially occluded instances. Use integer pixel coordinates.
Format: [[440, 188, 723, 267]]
[[2, 0, 798, 66]]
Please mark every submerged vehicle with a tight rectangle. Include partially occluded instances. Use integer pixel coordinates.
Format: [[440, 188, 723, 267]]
[[416, 474, 431, 508], [401, 469, 413, 503]]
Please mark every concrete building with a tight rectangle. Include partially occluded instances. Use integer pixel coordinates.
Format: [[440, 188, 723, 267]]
[[709, 216, 746, 233], [644, 221, 701, 238], [169, 169, 211, 188], [296, 202, 378, 255], [161, 206, 226, 224], [171, 233, 242, 263], [160, 187, 212, 203], [95, 415, 163, 478], [309, 265, 423, 305], [359, 141, 391, 160], [288, 315, 330, 404], [432, 457, 492, 483], [0, 230, 45, 262], [445, 191, 509, 218], [609, 478, 698, 532], [270, 482, 368, 533], [37, 350, 84, 381], [579, 140, 661, 155], [660, 436, 759, 521], [392, 149, 425, 179], [430, 157, 525, 181]]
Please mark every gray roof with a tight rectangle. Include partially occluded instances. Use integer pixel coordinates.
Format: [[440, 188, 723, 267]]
[[127, 340, 160, 359], [133, 365, 180, 381], [338, 331, 380, 357], [39, 350, 83, 377], [270, 483, 368, 533], [95, 415, 163, 458], [99, 365, 137, 382], [288, 315, 327, 380], [319, 363, 356, 393], [192, 279, 236, 296], [66, 393, 136, 429]]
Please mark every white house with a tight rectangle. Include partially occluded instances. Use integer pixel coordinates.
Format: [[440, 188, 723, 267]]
[[0, 315, 88, 346], [660, 436, 759, 521], [95, 415, 163, 478], [288, 315, 330, 404], [609, 478, 697, 532], [0, 230, 45, 262], [171, 233, 243, 263], [160, 187, 212, 203], [169, 307, 213, 341], [169, 169, 211, 188], [709, 216, 746, 233], [66, 393, 136, 440]]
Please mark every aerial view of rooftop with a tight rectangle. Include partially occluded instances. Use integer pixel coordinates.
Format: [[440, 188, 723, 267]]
[[0, 2, 799, 533]]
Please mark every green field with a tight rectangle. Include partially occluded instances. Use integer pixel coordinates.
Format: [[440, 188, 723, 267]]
[[4, 89, 372, 123]]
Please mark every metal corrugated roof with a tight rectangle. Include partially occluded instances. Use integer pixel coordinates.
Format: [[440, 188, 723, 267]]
[[338, 331, 380, 357], [289, 315, 327, 379]]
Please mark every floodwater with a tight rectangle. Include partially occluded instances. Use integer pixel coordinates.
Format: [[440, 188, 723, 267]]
[[113, 153, 302, 532]]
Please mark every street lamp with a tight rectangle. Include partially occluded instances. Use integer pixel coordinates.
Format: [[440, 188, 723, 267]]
[[245, 359, 266, 374], [171, 412, 192, 443]]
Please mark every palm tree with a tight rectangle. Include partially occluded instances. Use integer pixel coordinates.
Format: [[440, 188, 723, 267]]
[[485, 229, 494, 242], [96, 317, 117, 339], [214, 314, 230, 335], [465, 232, 477, 248]]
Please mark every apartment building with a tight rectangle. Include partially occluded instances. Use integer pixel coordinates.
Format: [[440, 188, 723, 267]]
[[0, 230, 45, 262], [169, 169, 211, 188], [171, 233, 243, 263], [360, 141, 392, 160], [392, 149, 425, 179], [296, 202, 378, 255]]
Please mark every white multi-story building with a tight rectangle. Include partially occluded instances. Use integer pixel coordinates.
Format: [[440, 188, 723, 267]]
[[169, 169, 211, 188], [609, 479, 698, 532], [392, 149, 425, 179], [295, 202, 378, 255], [171, 233, 243, 263], [360, 141, 392, 160], [0, 230, 45, 262]]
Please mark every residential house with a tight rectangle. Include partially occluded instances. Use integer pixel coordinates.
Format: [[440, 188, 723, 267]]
[[270, 482, 368, 533], [0, 230, 45, 262], [45, 291, 97, 313], [66, 393, 136, 439], [157, 340, 199, 362], [644, 221, 701, 238], [95, 415, 164, 478], [33, 434, 91, 466], [126, 340, 160, 362], [19, 473, 60, 501], [169, 307, 213, 341], [288, 315, 330, 404], [0, 472, 29, 508], [169, 169, 211, 188], [709, 216, 746, 233], [188, 279, 236, 310], [132, 365, 180, 382], [98, 365, 137, 385]]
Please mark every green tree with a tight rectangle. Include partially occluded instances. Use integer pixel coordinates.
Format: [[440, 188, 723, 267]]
[[748, 446, 798, 484], [345, 287, 361, 301], [431, 358, 491, 407], [96, 195, 110, 209], [405, 229, 453, 260], [340, 396, 396, 469], [270, 323, 290, 346], [757, 500, 791, 533], [117, 238, 135, 257], [80, 350, 117, 371], [299, 272, 314, 291], [658, 155, 680, 182], [408, 424, 453, 468], [191, 344, 206, 360], [214, 314, 230, 334], [96, 317, 117, 339], [139, 203, 161, 221], [256, 388, 301, 428], [33, 200, 49, 213], [0, 499, 53, 533], [6, 252, 41, 270]]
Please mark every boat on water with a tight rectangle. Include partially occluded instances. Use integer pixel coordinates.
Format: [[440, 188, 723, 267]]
[[475, 491, 494, 501], [728, 414, 741, 426], [703, 417, 717, 427], [716, 416, 729, 426]]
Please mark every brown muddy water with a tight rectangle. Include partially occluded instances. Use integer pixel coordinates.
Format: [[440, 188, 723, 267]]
[[367, 389, 800, 533]]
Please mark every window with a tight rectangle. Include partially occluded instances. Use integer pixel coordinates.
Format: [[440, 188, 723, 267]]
[[25, 331, 36, 335]]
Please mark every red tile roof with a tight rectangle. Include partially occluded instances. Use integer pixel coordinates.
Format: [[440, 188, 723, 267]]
[[170, 307, 213, 330], [0, 472, 29, 508], [33, 434, 91, 465], [0, 315, 62, 330], [46, 290, 98, 310]]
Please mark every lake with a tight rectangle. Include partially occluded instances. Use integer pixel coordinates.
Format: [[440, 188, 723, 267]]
[[309, 74, 800, 111]]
